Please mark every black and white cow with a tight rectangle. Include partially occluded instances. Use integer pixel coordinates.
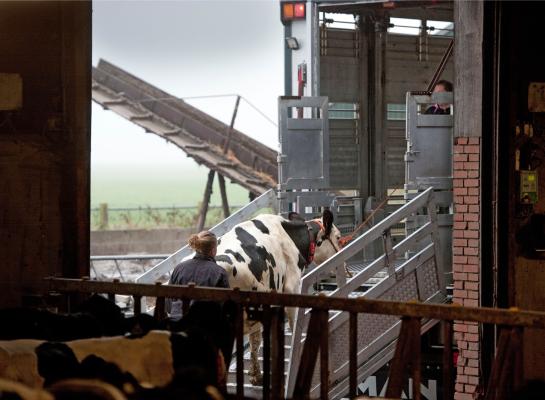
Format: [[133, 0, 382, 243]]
[[214, 210, 342, 384]]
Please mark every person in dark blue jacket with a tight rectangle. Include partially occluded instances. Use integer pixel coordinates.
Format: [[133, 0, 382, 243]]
[[168, 231, 229, 317]]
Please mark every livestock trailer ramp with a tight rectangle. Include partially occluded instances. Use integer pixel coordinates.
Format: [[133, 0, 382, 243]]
[[220, 187, 446, 399]]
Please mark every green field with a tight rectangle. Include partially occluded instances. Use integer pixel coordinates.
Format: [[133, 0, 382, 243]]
[[91, 164, 250, 229], [91, 164, 250, 208]]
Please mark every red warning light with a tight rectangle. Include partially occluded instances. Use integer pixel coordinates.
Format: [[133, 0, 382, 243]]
[[281, 2, 306, 23]]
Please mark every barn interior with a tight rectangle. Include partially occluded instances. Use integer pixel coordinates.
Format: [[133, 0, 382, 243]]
[[1, 0, 545, 398]]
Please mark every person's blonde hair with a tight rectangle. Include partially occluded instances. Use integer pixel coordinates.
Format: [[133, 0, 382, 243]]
[[188, 230, 217, 256]]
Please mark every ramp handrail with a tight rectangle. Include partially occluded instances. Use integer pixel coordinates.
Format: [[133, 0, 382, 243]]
[[135, 189, 276, 309], [287, 187, 445, 396]]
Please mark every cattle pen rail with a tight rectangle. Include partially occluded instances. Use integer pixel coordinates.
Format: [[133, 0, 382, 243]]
[[45, 278, 545, 400]]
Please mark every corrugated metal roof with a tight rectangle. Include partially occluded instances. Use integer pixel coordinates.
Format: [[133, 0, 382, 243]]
[[92, 60, 277, 195]]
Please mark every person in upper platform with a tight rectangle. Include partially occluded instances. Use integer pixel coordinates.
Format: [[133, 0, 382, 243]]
[[425, 79, 453, 115]]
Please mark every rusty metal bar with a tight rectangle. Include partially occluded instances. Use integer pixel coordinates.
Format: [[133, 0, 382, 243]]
[[386, 317, 411, 398], [293, 309, 323, 399], [271, 306, 285, 400], [320, 310, 329, 400], [218, 174, 230, 219], [223, 95, 241, 154], [485, 328, 511, 400], [426, 39, 454, 93], [411, 318, 422, 400], [443, 320, 454, 400], [235, 302, 244, 400], [45, 278, 545, 329], [349, 312, 357, 399], [262, 305, 271, 400]]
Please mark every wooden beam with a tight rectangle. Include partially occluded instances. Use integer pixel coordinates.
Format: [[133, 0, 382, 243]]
[[271, 306, 286, 400], [218, 174, 230, 218], [196, 170, 215, 232]]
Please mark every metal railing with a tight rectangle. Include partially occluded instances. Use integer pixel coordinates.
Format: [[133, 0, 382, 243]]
[[45, 277, 545, 400], [90, 255, 169, 282], [288, 187, 446, 397]]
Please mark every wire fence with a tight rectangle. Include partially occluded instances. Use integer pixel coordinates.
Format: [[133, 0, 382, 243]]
[[90, 204, 243, 230]]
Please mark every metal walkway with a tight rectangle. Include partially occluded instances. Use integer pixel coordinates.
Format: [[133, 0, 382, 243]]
[[92, 59, 277, 195]]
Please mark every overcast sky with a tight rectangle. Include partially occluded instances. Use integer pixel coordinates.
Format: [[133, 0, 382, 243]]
[[92, 0, 284, 169]]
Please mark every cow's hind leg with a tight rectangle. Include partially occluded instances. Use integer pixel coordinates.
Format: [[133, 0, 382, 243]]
[[248, 327, 263, 385]]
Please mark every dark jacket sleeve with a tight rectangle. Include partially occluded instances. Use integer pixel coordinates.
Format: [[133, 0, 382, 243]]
[[217, 269, 230, 288]]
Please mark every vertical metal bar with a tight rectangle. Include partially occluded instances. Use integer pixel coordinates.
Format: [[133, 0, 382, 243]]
[[386, 317, 411, 398], [443, 320, 454, 400], [293, 309, 323, 399], [262, 305, 271, 400], [349, 312, 358, 399], [133, 296, 142, 316], [153, 282, 166, 321], [271, 306, 285, 400], [485, 328, 511, 400], [196, 170, 215, 232], [114, 260, 125, 282], [320, 309, 329, 400], [235, 303, 244, 400], [218, 174, 231, 218]]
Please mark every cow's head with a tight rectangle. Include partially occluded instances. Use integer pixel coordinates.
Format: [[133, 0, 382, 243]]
[[310, 210, 342, 265]]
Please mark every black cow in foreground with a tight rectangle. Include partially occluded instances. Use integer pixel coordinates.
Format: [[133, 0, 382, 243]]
[[213, 210, 342, 385]]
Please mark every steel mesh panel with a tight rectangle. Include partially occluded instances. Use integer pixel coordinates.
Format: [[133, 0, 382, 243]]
[[416, 257, 440, 301]]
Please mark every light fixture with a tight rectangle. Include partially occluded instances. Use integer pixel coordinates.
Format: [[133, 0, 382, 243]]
[[285, 37, 300, 50], [281, 2, 306, 24]]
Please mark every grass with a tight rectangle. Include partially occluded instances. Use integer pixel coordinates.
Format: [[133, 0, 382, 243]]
[[91, 164, 251, 229]]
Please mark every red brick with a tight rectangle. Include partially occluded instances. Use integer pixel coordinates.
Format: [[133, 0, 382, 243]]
[[465, 333, 479, 343], [458, 340, 468, 349], [465, 161, 479, 170], [454, 194, 465, 205], [466, 256, 479, 264], [468, 239, 479, 248], [464, 213, 479, 222], [453, 246, 464, 256], [454, 323, 468, 332], [464, 179, 479, 187], [454, 280, 464, 289], [454, 289, 468, 299], [458, 374, 469, 383], [454, 170, 468, 179], [454, 272, 468, 281], [455, 383, 465, 393], [454, 332, 464, 341], [468, 222, 480, 230], [462, 265, 479, 274], [468, 137, 480, 145], [465, 281, 479, 291], [454, 221, 468, 230], [454, 255, 468, 264], [467, 187, 479, 196], [468, 205, 480, 212], [464, 247, 478, 256], [468, 342, 480, 351], [464, 350, 479, 359], [466, 273, 479, 282], [467, 324, 479, 333], [453, 263, 466, 273], [465, 299, 479, 307], [465, 367, 479, 376], [455, 393, 473, 400], [464, 230, 479, 239], [454, 187, 468, 196], [454, 213, 465, 222], [465, 196, 479, 205], [454, 144, 466, 153], [467, 290, 479, 299], [454, 153, 468, 162], [468, 376, 480, 385], [464, 145, 480, 154], [468, 153, 480, 162], [454, 238, 468, 247], [468, 170, 480, 178], [456, 204, 468, 213], [465, 384, 477, 393], [453, 229, 465, 238], [457, 137, 469, 145]]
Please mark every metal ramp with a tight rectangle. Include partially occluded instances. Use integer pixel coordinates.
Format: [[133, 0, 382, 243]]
[[92, 59, 277, 195]]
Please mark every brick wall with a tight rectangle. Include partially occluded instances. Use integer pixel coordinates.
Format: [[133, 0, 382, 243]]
[[452, 137, 481, 399]]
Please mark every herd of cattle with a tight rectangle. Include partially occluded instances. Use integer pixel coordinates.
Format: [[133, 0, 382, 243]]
[[0, 212, 343, 399]]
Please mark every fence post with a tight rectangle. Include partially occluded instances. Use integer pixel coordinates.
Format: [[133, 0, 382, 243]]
[[99, 203, 108, 230]]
